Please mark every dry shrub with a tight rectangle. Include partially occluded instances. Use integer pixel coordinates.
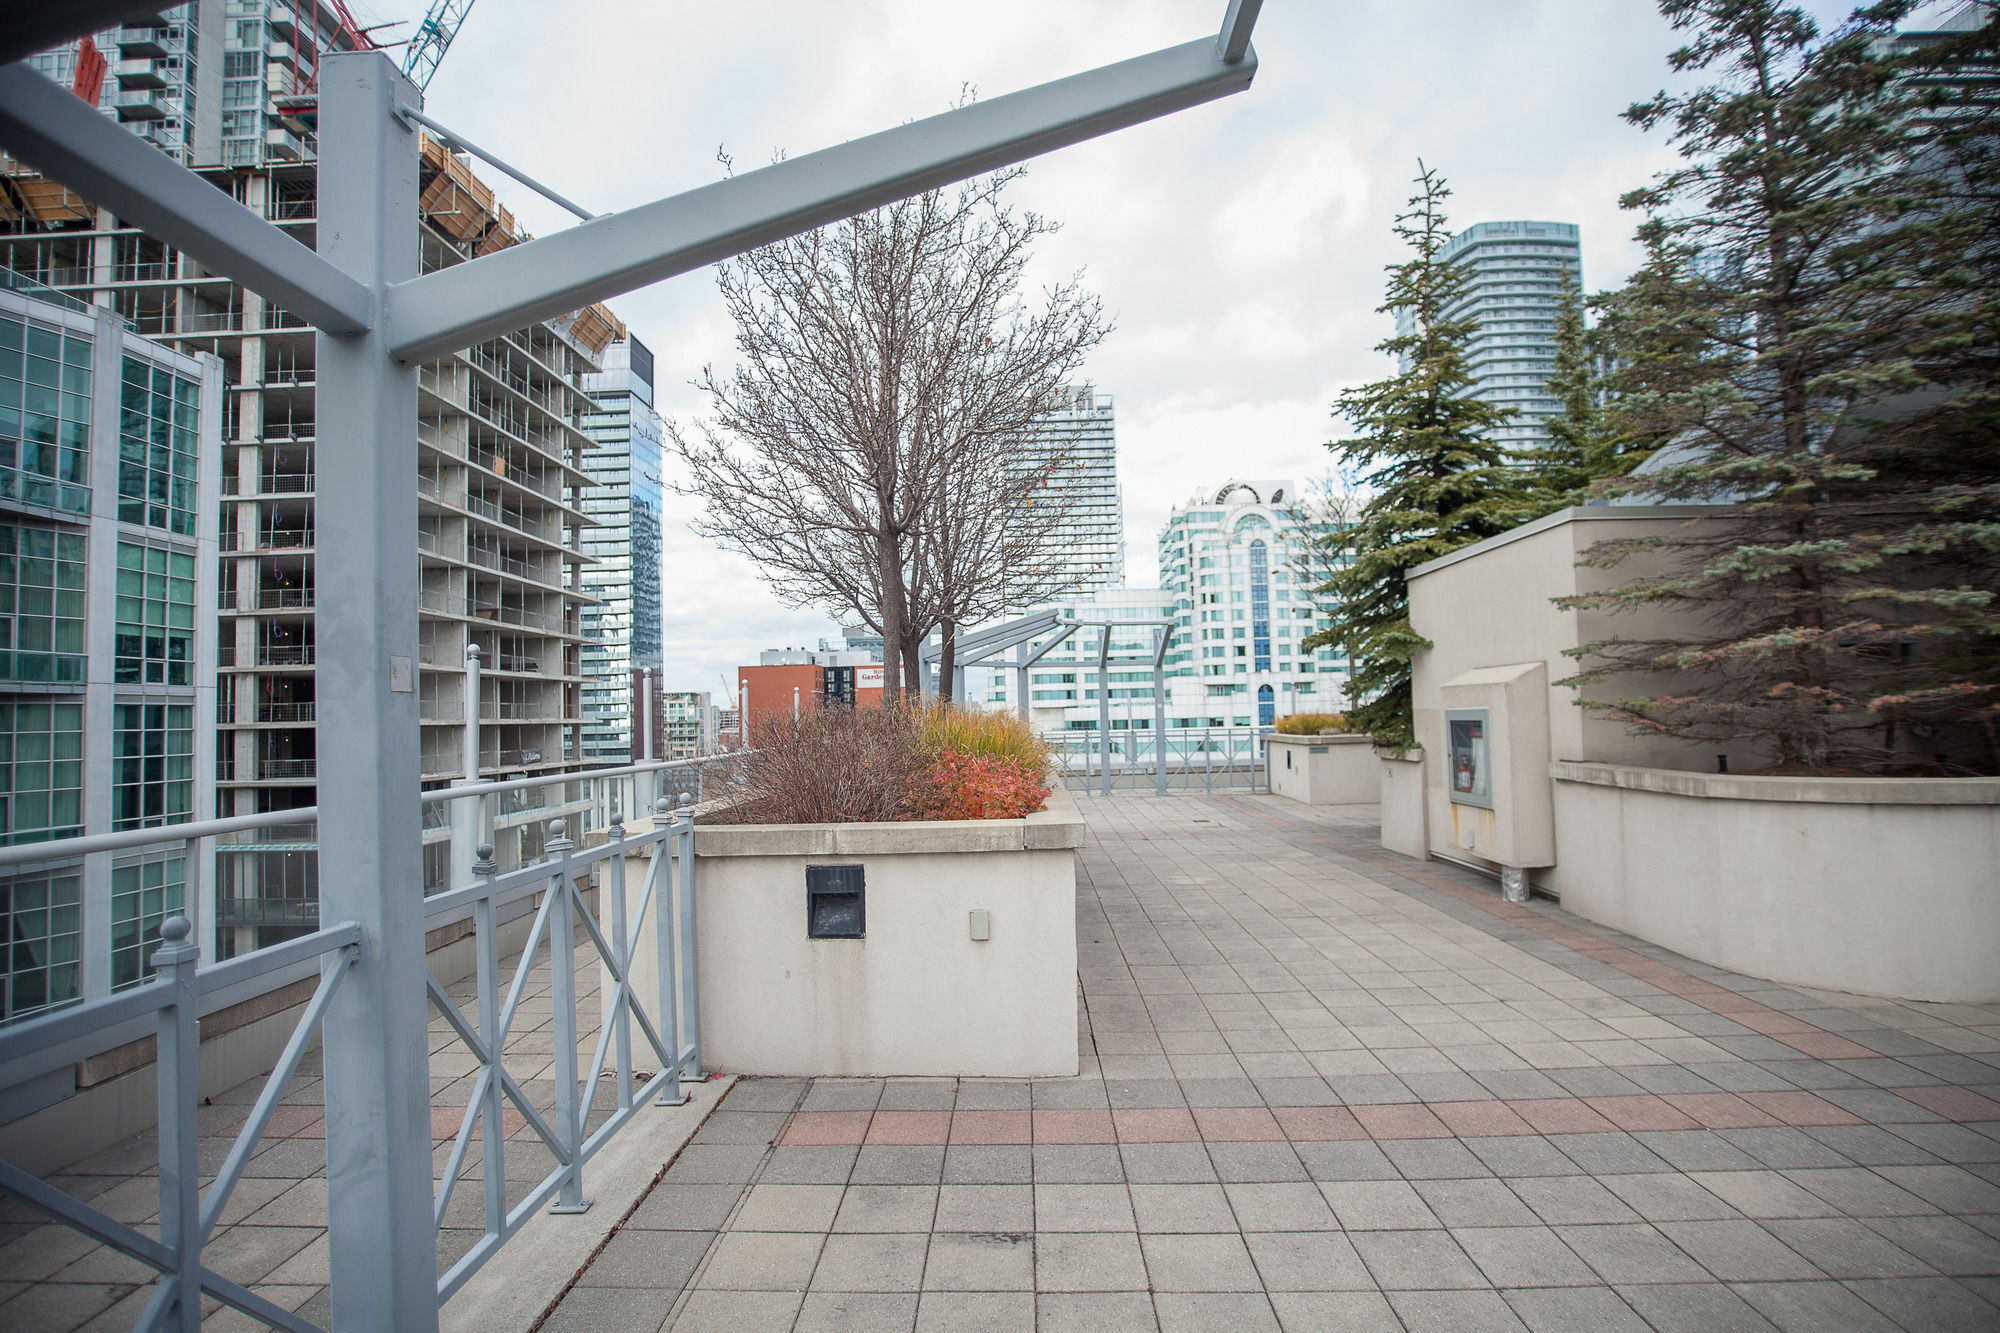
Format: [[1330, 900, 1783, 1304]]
[[713, 701, 1052, 825], [1273, 712, 1350, 736], [718, 707, 928, 825]]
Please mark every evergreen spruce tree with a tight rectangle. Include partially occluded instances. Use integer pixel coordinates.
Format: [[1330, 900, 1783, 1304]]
[[1521, 276, 1636, 513], [1562, 0, 2000, 773], [1304, 165, 1536, 749]]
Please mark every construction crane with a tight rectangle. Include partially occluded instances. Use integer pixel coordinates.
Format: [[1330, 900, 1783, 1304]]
[[402, 0, 478, 93]]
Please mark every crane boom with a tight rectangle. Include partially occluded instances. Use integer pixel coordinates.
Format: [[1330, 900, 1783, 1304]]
[[401, 0, 477, 92]]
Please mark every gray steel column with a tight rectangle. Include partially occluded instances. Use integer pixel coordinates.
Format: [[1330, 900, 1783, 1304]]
[[1015, 643, 1030, 721], [451, 645, 483, 888], [637, 668, 655, 814], [1097, 632, 1112, 797], [313, 52, 438, 1333], [1153, 638, 1168, 797], [738, 681, 748, 747]]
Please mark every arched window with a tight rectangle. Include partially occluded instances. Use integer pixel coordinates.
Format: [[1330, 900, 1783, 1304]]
[[1257, 684, 1275, 727], [1249, 539, 1271, 673]]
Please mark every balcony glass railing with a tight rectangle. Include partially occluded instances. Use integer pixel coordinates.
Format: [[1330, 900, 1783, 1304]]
[[0, 649, 87, 685], [0, 464, 91, 517]]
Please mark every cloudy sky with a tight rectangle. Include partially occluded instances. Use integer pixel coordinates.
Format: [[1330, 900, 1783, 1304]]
[[347, 0, 1894, 698]]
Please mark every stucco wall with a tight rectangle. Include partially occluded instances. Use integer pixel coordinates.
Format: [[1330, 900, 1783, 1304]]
[[610, 792, 1084, 1078], [1267, 734, 1376, 805], [1377, 750, 1428, 861], [1547, 763, 2000, 1003], [1406, 507, 1748, 869]]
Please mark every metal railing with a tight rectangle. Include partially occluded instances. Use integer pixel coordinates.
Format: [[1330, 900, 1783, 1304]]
[[0, 754, 736, 1329], [0, 463, 91, 516], [1047, 725, 1272, 795]]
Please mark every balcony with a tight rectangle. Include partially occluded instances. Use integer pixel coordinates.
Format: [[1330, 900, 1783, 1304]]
[[0, 464, 90, 519], [113, 58, 166, 90], [0, 649, 86, 686], [113, 87, 170, 121], [255, 642, 315, 667]]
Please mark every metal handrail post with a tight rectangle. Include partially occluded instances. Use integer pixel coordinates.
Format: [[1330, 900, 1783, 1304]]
[[543, 822, 592, 1213], [471, 844, 506, 1245], [675, 793, 701, 1079], [651, 797, 688, 1107], [605, 804, 632, 1110], [151, 916, 201, 1332]]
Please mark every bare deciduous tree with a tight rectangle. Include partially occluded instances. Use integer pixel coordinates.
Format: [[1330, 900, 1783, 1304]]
[[672, 165, 1107, 705]]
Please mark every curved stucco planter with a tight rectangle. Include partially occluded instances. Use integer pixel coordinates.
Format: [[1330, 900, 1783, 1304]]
[[1267, 733, 1376, 805], [607, 788, 1084, 1078], [1545, 762, 2000, 1004]]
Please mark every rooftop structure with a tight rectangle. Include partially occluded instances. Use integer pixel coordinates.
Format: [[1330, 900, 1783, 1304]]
[[1399, 220, 1583, 452]]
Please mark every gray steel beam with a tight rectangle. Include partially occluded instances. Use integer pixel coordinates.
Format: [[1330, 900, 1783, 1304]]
[[312, 53, 438, 1333], [0, 65, 371, 335], [1218, 0, 1265, 64], [0, 1, 184, 68], [385, 33, 1257, 362]]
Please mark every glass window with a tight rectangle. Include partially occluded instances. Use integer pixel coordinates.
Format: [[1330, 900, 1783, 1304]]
[[115, 541, 196, 685], [119, 358, 200, 535], [112, 702, 193, 831], [111, 855, 186, 990], [0, 524, 88, 685], [0, 700, 85, 844], [1, 868, 82, 1023], [0, 314, 92, 515]]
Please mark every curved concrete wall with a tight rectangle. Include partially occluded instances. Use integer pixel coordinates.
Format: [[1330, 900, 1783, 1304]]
[[1544, 763, 2000, 1003]]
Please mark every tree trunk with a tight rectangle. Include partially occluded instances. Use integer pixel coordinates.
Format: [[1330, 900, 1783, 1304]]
[[902, 630, 926, 696], [938, 617, 958, 702], [876, 526, 903, 709]]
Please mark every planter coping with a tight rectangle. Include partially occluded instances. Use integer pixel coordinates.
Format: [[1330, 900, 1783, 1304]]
[[690, 783, 1086, 857], [1552, 759, 2000, 806], [1265, 732, 1372, 746]]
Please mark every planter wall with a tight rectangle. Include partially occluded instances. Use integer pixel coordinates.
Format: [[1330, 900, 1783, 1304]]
[[1267, 733, 1376, 805], [1547, 763, 2000, 1004], [1377, 748, 1428, 861], [610, 789, 1084, 1078]]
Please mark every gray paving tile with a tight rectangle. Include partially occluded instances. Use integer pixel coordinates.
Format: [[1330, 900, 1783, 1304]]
[[942, 1146, 1032, 1185], [1349, 1229, 1487, 1289], [543, 1284, 674, 1333], [1268, 1290, 1402, 1332], [1759, 1218, 1937, 1279], [1243, 1231, 1373, 1290], [1140, 1232, 1265, 1291], [696, 1231, 825, 1290], [1154, 1291, 1281, 1333], [919, 1232, 1033, 1291], [578, 1230, 713, 1288], [1205, 1142, 1307, 1183], [1465, 1136, 1586, 1178], [1321, 1179, 1441, 1230], [1034, 1145, 1126, 1184], [1555, 1223, 1710, 1285], [794, 1290, 919, 1333], [1416, 1178, 1540, 1228], [1129, 1183, 1237, 1234], [1293, 1139, 1400, 1181], [1035, 1184, 1135, 1233], [1859, 1214, 2000, 1275], [912, 1289, 1036, 1331], [1614, 1281, 1779, 1332], [850, 1147, 945, 1186], [1118, 1143, 1215, 1184], [810, 1233, 929, 1292], [935, 1185, 1033, 1234], [1036, 1231, 1149, 1291], [1453, 1224, 1599, 1288], [1501, 1285, 1652, 1333], [1387, 1288, 1531, 1332], [1036, 1291, 1160, 1333], [1510, 1176, 1642, 1227], [831, 1186, 936, 1234], [761, 1146, 858, 1185], [1656, 1219, 1823, 1282], [1597, 1173, 1739, 1222], [1729, 1278, 1902, 1332], [1844, 1277, 2000, 1333], [1382, 1137, 1492, 1180]]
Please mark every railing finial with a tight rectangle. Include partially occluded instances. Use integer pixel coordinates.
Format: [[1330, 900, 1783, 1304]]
[[473, 843, 497, 876]]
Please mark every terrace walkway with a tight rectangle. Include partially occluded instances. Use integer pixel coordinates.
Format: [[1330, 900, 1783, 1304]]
[[3, 791, 1997, 1331], [543, 793, 2000, 1332]]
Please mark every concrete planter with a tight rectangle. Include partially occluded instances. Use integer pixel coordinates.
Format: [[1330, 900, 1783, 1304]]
[[1267, 733, 1375, 805], [1547, 763, 2000, 1003], [1377, 748, 1427, 860], [610, 788, 1084, 1078]]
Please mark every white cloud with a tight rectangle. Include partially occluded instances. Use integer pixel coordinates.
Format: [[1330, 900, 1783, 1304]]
[[351, 0, 1862, 693]]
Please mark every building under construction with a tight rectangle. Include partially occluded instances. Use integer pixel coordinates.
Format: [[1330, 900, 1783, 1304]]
[[2, 2, 632, 953]]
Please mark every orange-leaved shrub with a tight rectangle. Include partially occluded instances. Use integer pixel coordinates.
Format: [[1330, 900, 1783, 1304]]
[[906, 749, 1053, 821]]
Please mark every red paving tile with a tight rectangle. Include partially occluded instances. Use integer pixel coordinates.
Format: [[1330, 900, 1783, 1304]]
[[1112, 1108, 1201, 1142], [1732, 1009, 1819, 1036], [1891, 1085, 2000, 1122], [1506, 1098, 1619, 1134], [1033, 1109, 1117, 1143], [1584, 1095, 1702, 1132], [1776, 1031, 1880, 1060], [1429, 1100, 1536, 1137], [1271, 1106, 1370, 1141], [1660, 1093, 1783, 1129], [780, 1110, 873, 1146], [1349, 1103, 1452, 1140], [949, 1110, 1032, 1144], [1738, 1090, 1865, 1126], [865, 1111, 952, 1144], [1192, 1106, 1287, 1141]]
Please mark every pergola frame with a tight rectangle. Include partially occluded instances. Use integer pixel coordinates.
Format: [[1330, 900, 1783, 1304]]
[[920, 612, 1177, 794], [0, 4, 1261, 1327]]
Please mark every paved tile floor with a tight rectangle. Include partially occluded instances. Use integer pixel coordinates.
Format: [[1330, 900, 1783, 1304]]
[[4, 791, 1997, 1331], [544, 793, 2000, 1333]]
